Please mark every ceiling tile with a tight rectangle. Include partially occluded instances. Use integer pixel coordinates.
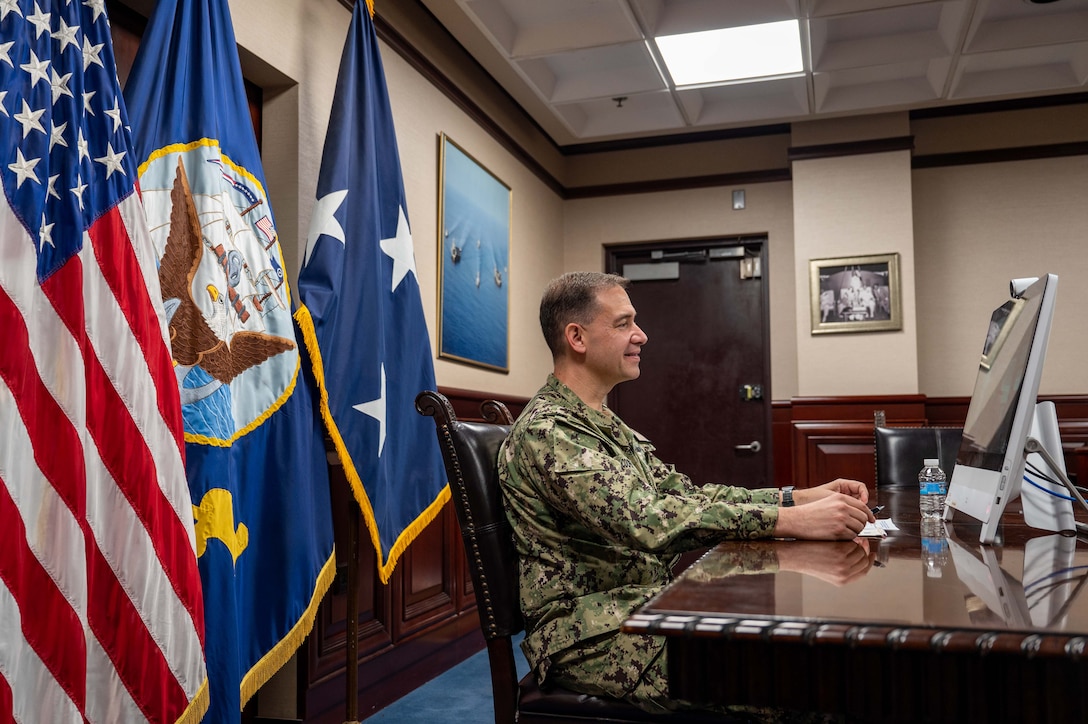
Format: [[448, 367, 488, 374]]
[[807, 0, 941, 18], [515, 43, 666, 103], [952, 43, 1088, 99], [676, 77, 810, 126], [967, 0, 1088, 54], [630, 0, 797, 36], [459, 0, 642, 58], [816, 59, 948, 112], [811, 2, 960, 71], [554, 91, 686, 138]]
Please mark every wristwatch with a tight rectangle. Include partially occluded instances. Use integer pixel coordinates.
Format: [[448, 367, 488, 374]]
[[781, 485, 795, 507]]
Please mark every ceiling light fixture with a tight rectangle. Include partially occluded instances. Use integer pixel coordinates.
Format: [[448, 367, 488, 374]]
[[655, 19, 803, 87]]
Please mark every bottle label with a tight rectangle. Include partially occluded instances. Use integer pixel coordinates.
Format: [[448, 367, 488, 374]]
[[920, 482, 947, 495], [922, 537, 948, 554]]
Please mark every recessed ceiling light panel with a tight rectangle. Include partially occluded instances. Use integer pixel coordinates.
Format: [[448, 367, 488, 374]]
[[656, 19, 803, 87]]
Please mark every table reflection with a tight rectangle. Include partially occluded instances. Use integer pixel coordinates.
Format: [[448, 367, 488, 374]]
[[627, 487, 1088, 723], [947, 530, 1088, 628], [684, 539, 877, 586], [667, 530, 1088, 634]]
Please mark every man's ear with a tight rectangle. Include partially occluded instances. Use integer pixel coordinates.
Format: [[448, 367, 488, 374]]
[[564, 322, 587, 355]]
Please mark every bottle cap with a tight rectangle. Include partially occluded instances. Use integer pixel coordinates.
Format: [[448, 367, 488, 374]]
[[924, 458, 939, 467]]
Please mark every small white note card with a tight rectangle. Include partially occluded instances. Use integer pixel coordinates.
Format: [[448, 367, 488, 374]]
[[859, 519, 898, 538]]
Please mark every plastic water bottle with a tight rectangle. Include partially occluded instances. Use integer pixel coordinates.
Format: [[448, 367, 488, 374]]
[[918, 458, 947, 519], [920, 518, 949, 578]]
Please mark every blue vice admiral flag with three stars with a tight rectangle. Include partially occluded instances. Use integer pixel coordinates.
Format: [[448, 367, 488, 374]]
[[122, 0, 335, 720], [295, 0, 448, 584]]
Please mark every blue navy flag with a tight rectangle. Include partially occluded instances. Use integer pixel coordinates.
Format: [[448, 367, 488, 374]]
[[295, 1, 448, 584], [123, 0, 335, 720]]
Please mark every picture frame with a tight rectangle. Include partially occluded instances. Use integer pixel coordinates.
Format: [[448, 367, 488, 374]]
[[437, 133, 511, 371], [809, 252, 901, 335]]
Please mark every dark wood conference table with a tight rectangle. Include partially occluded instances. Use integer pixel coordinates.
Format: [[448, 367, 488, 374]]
[[623, 486, 1088, 723]]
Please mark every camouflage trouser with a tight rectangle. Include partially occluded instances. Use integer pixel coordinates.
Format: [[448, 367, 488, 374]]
[[547, 632, 842, 723]]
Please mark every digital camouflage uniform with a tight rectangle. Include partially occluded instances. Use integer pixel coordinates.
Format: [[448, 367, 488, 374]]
[[498, 375, 781, 714]]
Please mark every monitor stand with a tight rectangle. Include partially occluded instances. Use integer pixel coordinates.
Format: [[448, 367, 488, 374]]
[[1022, 402, 1082, 534]]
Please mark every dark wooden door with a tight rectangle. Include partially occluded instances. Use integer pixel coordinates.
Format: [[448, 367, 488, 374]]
[[606, 238, 772, 488]]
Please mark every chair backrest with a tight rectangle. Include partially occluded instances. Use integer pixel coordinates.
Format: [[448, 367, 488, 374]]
[[415, 390, 522, 639], [874, 425, 963, 486]]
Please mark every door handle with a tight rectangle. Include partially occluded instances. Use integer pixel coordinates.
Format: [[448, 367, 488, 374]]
[[734, 441, 762, 453], [739, 384, 763, 401]]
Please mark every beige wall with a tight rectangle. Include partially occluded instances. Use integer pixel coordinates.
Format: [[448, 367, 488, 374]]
[[914, 156, 1088, 398], [227, 0, 347, 276], [563, 182, 799, 400], [380, 45, 565, 397], [210, 0, 1086, 405], [792, 150, 919, 397], [790, 114, 919, 397], [793, 151, 920, 396]]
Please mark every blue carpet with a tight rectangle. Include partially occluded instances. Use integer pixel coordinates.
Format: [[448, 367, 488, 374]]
[[363, 634, 528, 723]]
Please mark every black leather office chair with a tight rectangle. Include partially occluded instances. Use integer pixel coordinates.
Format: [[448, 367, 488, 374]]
[[416, 390, 727, 724], [874, 425, 963, 486]]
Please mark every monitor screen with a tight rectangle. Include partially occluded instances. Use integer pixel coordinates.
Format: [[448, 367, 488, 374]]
[[944, 274, 1062, 543], [958, 292, 1043, 471]]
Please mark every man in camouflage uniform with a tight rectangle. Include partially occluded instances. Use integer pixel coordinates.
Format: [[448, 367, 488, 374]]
[[499, 271, 874, 716]]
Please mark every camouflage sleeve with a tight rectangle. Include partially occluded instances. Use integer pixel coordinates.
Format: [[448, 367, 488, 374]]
[[644, 454, 779, 505], [631, 429, 778, 505], [526, 419, 779, 553]]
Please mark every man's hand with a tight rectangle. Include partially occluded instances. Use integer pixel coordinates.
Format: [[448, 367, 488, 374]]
[[793, 478, 870, 506], [777, 539, 875, 586], [773, 491, 874, 540]]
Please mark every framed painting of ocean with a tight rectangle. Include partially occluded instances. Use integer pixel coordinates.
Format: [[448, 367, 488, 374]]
[[437, 133, 511, 372]]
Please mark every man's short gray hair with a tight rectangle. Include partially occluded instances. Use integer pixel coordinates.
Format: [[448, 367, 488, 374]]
[[539, 272, 629, 358]]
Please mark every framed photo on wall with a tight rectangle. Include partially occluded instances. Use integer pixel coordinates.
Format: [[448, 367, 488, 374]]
[[437, 133, 511, 371], [810, 252, 902, 335]]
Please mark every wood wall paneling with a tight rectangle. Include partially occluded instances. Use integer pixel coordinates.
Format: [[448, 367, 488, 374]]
[[787, 395, 927, 488], [791, 422, 886, 487], [771, 401, 794, 487], [781, 394, 1088, 492], [297, 388, 528, 723], [395, 508, 457, 634], [789, 394, 928, 423]]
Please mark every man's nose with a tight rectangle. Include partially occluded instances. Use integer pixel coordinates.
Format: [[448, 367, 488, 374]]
[[633, 323, 648, 345]]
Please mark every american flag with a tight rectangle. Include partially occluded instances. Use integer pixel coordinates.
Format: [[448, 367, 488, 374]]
[[0, 1, 208, 722]]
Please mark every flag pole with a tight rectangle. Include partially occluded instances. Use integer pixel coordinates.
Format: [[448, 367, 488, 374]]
[[345, 502, 360, 723], [342, 1, 363, 719]]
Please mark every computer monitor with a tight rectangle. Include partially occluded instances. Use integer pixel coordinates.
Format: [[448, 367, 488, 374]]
[[943, 274, 1076, 544]]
